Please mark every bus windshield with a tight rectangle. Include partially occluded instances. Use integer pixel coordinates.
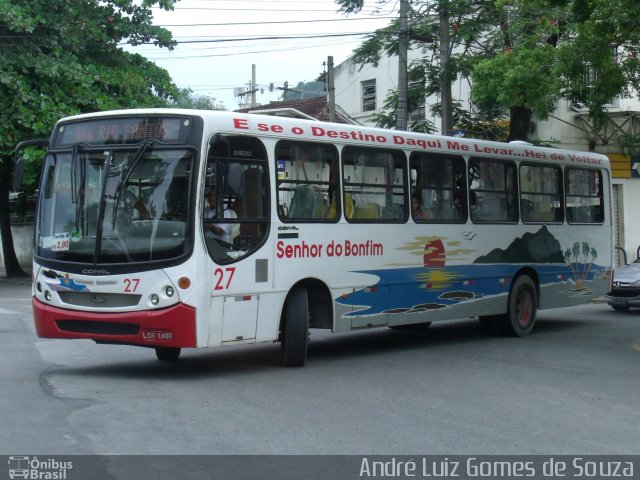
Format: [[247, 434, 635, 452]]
[[35, 145, 195, 264]]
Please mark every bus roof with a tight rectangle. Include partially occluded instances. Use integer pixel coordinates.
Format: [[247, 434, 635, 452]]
[[55, 108, 610, 169]]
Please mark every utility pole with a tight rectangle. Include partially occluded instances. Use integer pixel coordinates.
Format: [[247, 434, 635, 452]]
[[236, 64, 259, 108], [327, 56, 336, 122], [397, 0, 409, 131], [439, 1, 452, 135], [251, 64, 257, 108]]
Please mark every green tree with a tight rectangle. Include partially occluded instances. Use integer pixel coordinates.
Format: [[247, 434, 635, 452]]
[[287, 81, 326, 100], [338, 0, 640, 143], [471, 0, 574, 141], [0, 0, 181, 276], [336, 0, 509, 136], [171, 90, 228, 110], [556, 0, 640, 131]]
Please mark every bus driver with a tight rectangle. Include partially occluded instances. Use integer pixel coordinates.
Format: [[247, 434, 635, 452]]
[[204, 187, 236, 245]]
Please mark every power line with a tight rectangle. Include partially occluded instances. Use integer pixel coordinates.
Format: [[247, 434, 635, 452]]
[[156, 16, 394, 27], [120, 31, 372, 47], [155, 7, 370, 12], [141, 39, 360, 60]]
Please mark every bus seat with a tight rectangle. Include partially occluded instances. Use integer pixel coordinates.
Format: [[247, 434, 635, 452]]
[[326, 198, 336, 219], [289, 185, 325, 219], [343, 193, 354, 219], [355, 202, 380, 219], [382, 204, 404, 220], [288, 185, 315, 218]]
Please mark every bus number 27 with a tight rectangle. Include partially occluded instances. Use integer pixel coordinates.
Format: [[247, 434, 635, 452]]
[[214, 267, 236, 290], [124, 278, 140, 293]]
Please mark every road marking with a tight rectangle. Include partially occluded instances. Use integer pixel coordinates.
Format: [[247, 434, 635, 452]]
[[0, 307, 20, 315]]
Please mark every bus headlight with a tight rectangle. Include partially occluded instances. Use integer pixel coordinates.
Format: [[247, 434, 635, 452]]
[[44, 290, 52, 301], [150, 294, 160, 306], [165, 286, 175, 297]]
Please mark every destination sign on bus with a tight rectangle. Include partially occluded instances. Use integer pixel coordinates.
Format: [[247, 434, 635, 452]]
[[55, 116, 190, 146], [232, 116, 603, 165]]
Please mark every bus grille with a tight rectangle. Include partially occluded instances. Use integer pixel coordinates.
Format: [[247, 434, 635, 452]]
[[56, 320, 139, 336], [57, 291, 141, 308]]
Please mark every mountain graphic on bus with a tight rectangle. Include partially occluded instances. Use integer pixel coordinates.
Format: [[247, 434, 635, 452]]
[[337, 226, 606, 317]]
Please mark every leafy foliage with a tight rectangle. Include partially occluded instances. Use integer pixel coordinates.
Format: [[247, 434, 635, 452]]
[[336, 0, 640, 142], [556, 0, 640, 130], [171, 90, 228, 110], [0, 0, 181, 275]]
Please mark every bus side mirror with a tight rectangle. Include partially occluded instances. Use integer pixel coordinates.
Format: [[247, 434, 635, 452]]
[[13, 157, 25, 192], [11, 138, 49, 192]]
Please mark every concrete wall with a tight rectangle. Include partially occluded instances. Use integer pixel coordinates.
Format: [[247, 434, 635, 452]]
[[0, 224, 33, 275]]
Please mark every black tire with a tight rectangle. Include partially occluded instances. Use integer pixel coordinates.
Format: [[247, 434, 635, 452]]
[[155, 347, 181, 362], [389, 322, 432, 331], [611, 305, 630, 312], [281, 286, 309, 367], [496, 274, 537, 337]]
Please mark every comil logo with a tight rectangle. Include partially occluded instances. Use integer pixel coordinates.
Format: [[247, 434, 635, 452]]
[[8, 456, 73, 479]]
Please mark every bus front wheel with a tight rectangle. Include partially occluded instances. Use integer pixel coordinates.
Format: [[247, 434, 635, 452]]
[[155, 347, 181, 362], [281, 286, 309, 367], [497, 274, 537, 337]]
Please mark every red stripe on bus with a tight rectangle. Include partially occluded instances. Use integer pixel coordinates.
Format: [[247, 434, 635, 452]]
[[33, 299, 197, 348]]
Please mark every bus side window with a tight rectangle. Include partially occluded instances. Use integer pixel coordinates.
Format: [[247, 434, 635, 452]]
[[342, 146, 407, 223], [520, 164, 563, 223], [204, 135, 270, 264], [275, 141, 339, 222], [565, 167, 603, 224], [410, 152, 467, 223], [469, 158, 517, 224]]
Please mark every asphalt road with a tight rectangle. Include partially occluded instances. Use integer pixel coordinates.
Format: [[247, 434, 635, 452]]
[[1, 277, 639, 456]]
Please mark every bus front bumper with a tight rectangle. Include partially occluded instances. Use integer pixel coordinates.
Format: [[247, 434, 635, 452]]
[[33, 298, 197, 348]]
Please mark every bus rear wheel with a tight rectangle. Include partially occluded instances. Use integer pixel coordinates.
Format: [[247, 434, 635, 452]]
[[281, 286, 309, 367], [155, 347, 181, 362], [496, 274, 537, 337]]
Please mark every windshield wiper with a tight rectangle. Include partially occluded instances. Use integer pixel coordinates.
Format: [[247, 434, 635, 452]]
[[70, 143, 89, 204], [112, 141, 153, 224]]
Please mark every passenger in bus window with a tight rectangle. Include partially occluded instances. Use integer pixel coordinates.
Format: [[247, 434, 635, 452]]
[[411, 195, 425, 220], [204, 187, 236, 245]]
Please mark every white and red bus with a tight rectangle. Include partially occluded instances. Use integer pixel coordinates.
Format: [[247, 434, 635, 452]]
[[28, 109, 612, 366]]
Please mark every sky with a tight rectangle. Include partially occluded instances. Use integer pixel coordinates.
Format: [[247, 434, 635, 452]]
[[126, 0, 398, 110]]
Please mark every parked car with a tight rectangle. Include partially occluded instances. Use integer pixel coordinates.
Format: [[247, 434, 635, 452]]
[[604, 258, 640, 311]]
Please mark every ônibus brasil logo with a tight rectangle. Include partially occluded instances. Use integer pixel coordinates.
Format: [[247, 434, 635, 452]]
[[8, 456, 73, 480]]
